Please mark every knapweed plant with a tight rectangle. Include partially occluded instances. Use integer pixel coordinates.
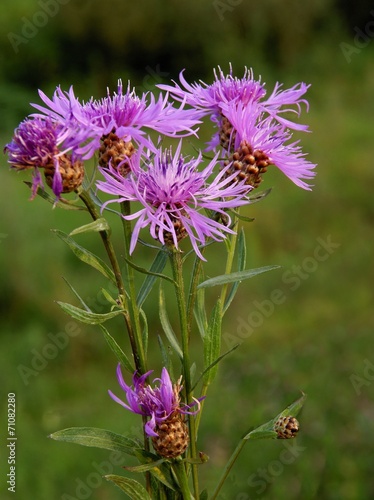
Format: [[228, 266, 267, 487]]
[[5, 66, 314, 499]]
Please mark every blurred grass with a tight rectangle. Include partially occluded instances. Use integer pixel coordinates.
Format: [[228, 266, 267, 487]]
[[1, 17, 374, 500]]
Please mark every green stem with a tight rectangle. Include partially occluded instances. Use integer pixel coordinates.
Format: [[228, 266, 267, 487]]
[[78, 189, 136, 349], [210, 216, 244, 500], [172, 458, 193, 500], [78, 189, 126, 297], [79, 190, 150, 490], [120, 201, 147, 375], [119, 201, 150, 493], [219, 218, 239, 309], [210, 438, 246, 500], [186, 252, 204, 340], [169, 248, 198, 499]]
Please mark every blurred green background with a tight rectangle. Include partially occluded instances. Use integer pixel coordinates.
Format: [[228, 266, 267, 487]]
[[1, 0, 373, 498]]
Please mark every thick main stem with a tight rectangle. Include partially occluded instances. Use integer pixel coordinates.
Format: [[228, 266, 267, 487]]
[[78, 189, 137, 355], [170, 248, 199, 499], [120, 201, 147, 375], [210, 438, 246, 500]]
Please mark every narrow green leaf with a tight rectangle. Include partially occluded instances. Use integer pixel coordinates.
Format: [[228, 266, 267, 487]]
[[157, 335, 173, 377], [223, 228, 246, 314], [134, 449, 177, 491], [194, 286, 207, 339], [159, 284, 183, 359], [101, 288, 119, 308], [203, 299, 222, 386], [198, 265, 281, 289], [200, 489, 209, 500], [57, 301, 123, 325], [99, 324, 134, 373], [243, 393, 307, 441], [125, 256, 175, 285], [140, 308, 148, 354], [62, 277, 91, 311], [193, 343, 239, 391], [137, 250, 169, 307], [49, 427, 141, 456], [69, 217, 110, 236], [24, 181, 87, 210], [124, 458, 166, 473], [244, 429, 278, 440], [105, 475, 151, 499], [53, 230, 116, 284], [275, 392, 307, 420], [228, 209, 255, 223], [248, 187, 272, 203]]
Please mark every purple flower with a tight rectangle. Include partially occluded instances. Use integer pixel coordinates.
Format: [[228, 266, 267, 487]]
[[109, 365, 200, 437], [4, 116, 84, 199], [158, 66, 311, 150], [96, 141, 253, 259], [33, 81, 201, 159], [220, 101, 316, 190]]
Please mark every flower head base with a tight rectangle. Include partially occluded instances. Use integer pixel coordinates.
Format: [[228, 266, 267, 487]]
[[97, 141, 252, 259], [220, 102, 316, 190], [4, 116, 84, 199], [109, 365, 201, 458]]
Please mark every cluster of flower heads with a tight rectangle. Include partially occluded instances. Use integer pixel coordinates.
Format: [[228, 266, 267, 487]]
[[4, 66, 316, 258]]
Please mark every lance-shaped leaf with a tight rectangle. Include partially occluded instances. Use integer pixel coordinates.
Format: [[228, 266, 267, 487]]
[[193, 343, 239, 391], [99, 324, 134, 373], [24, 181, 87, 210], [248, 187, 272, 203], [159, 284, 183, 359], [203, 299, 222, 386], [49, 427, 141, 456], [223, 228, 246, 314], [105, 475, 151, 499], [243, 393, 307, 440], [53, 230, 116, 284], [57, 301, 124, 325], [137, 250, 169, 307], [69, 217, 110, 236], [198, 265, 280, 289], [132, 449, 177, 491]]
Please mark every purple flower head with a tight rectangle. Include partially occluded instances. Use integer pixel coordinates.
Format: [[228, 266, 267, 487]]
[[159, 65, 311, 150], [96, 141, 253, 259], [221, 101, 316, 190], [32, 81, 201, 159], [4, 116, 83, 199], [109, 365, 201, 437], [159, 65, 266, 114]]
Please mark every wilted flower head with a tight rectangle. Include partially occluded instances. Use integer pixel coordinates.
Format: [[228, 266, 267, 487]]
[[96, 141, 252, 259], [109, 365, 202, 457], [4, 116, 84, 199], [109, 365, 200, 437], [159, 65, 311, 150], [221, 101, 316, 190]]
